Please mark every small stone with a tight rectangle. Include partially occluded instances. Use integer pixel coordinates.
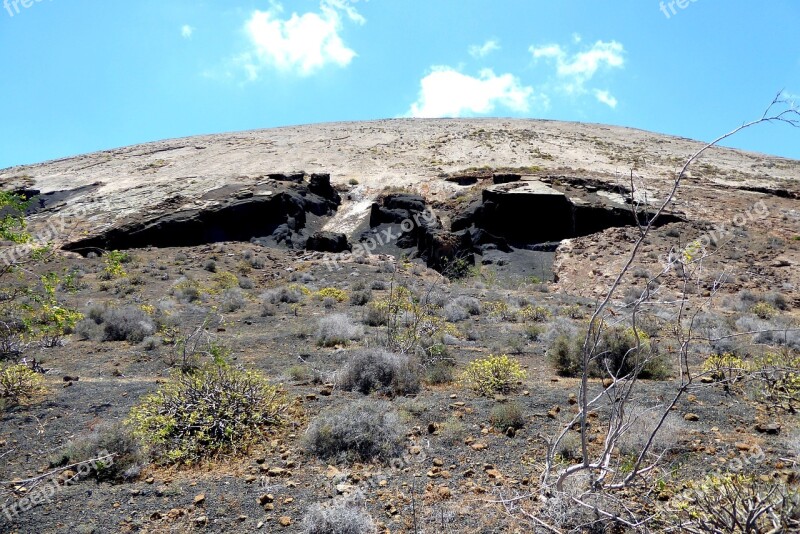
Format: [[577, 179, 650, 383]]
[[194, 516, 208, 526], [471, 443, 488, 451], [324, 465, 340, 479], [505, 427, 516, 438], [278, 516, 292, 527], [194, 494, 206, 506], [267, 467, 289, 477], [568, 393, 577, 405], [335, 483, 355, 495], [684, 413, 700, 422], [756, 422, 781, 435], [258, 494, 274, 505], [433, 458, 444, 467], [283, 497, 294, 504], [486, 469, 502, 479]]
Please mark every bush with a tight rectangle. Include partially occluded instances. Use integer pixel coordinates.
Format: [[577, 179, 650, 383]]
[[262, 286, 304, 305], [127, 364, 286, 464], [203, 259, 216, 273], [752, 302, 778, 320], [490, 401, 525, 430], [303, 399, 404, 463], [349, 289, 372, 306], [220, 287, 246, 312], [315, 287, 348, 302], [363, 303, 387, 326], [461, 354, 526, 396], [520, 305, 551, 323], [301, 498, 376, 534], [101, 305, 156, 343], [338, 349, 420, 396], [673, 474, 800, 532], [50, 422, 144, 482], [173, 278, 203, 303], [452, 296, 481, 315], [752, 349, 800, 412], [549, 326, 670, 380], [616, 408, 682, 457], [316, 314, 363, 347], [425, 360, 455, 385], [0, 363, 44, 404], [74, 317, 104, 341], [443, 302, 470, 323], [211, 270, 239, 292]]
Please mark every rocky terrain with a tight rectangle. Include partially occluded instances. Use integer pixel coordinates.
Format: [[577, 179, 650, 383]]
[[0, 118, 798, 533]]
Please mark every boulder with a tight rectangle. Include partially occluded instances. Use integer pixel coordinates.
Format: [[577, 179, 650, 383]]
[[306, 231, 351, 253], [308, 173, 341, 206], [383, 193, 426, 213]]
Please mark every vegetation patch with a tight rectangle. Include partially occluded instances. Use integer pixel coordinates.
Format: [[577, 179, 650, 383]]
[[127, 364, 286, 464]]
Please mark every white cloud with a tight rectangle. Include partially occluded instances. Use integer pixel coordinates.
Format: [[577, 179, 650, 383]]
[[242, 0, 364, 78], [530, 37, 624, 106], [594, 89, 618, 108], [531, 39, 624, 84], [408, 67, 535, 118], [469, 39, 500, 59], [181, 25, 194, 39]]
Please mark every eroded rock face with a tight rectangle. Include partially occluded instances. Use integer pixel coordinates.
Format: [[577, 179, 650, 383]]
[[452, 179, 683, 246], [62, 176, 341, 255]]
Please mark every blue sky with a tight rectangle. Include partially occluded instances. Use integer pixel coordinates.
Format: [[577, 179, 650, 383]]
[[1, 0, 799, 169]]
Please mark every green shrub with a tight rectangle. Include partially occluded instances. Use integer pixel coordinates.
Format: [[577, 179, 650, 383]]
[[315, 287, 348, 302], [520, 305, 551, 323], [461, 354, 526, 396], [303, 399, 404, 463], [127, 364, 286, 464], [490, 401, 525, 430], [752, 302, 778, 320], [549, 326, 670, 380], [0, 363, 44, 404]]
